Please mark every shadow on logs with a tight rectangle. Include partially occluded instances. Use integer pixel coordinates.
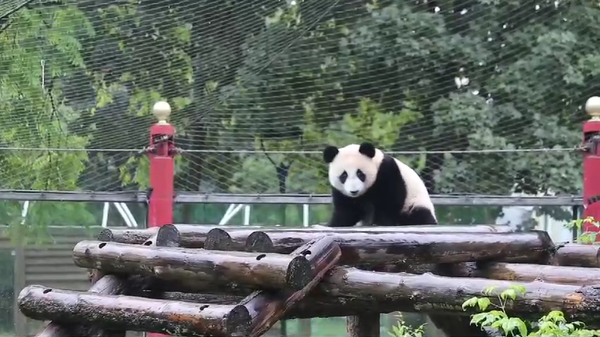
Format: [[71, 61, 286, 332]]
[[37, 224, 181, 337], [72, 240, 313, 291], [245, 230, 554, 270], [205, 224, 514, 252], [18, 285, 251, 337]]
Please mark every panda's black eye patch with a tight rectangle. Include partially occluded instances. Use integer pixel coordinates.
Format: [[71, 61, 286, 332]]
[[339, 171, 348, 183], [356, 169, 366, 182]]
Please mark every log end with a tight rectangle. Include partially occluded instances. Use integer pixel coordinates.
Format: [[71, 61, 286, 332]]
[[17, 285, 47, 318], [154, 224, 181, 247], [286, 256, 313, 290], [246, 231, 274, 253], [204, 228, 233, 250], [292, 236, 340, 264], [97, 228, 114, 241], [226, 304, 253, 337], [533, 229, 555, 249]]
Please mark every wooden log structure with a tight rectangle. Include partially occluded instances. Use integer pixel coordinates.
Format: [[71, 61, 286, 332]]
[[204, 224, 514, 251], [292, 268, 600, 323], [553, 243, 600, 267], [244, 230, 555, 270], [30, 224, 600, 337], [36, 224, 181, 337], [18, 285, 252, 337], [26, 269, 600, 325], [205, 231, 342, 337], [72, 240, 314, 291]]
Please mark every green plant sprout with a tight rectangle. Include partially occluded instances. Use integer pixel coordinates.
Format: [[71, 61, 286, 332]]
[[565, 216, 599, 244], [462, 285, 600, 336], [387, 313, 426, 337]]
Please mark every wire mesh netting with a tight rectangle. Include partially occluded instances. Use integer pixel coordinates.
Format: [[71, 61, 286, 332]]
[[0, 0, 593, 197]]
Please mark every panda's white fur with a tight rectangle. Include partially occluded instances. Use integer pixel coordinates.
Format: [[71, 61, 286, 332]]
[[393, 157, 436, 214], [324, 142, 437, 227]]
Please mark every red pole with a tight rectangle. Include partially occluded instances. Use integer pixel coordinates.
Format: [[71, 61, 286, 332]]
[[582, 96, 600, 239], [146, 101, 176, 337]]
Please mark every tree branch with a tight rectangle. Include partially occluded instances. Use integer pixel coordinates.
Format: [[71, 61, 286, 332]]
[[259, 138, 277, 167]]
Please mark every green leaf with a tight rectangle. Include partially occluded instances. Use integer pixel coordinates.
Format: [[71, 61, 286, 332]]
[[500, 288, 517, 301], [462, 296, 479, 310], [477, 297, 491, 311], [470, 313, 489, 326]]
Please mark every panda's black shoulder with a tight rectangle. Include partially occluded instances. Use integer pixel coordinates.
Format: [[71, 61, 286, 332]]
[[368, 154, 408, 213], [375, 155, 404, 182]]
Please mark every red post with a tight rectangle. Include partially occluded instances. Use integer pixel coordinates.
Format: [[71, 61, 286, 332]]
[[582, 96, 600, 238], [146, 101, 176, 337]]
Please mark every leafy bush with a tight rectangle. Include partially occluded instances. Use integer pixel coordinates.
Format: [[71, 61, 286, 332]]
[[462, 285, 600, 336], [387, 314, 426, 337], [565, 216, 600, 244]]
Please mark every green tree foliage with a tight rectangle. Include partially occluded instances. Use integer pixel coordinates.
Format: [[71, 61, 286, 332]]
[[0, 0, 596, 228], [0, 2, 94, 235]]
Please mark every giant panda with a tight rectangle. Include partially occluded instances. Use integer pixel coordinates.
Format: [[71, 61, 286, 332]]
[[322, 142, 437, 227]]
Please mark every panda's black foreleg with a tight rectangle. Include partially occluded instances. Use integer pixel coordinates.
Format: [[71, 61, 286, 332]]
[[328, 208, 362, 227]]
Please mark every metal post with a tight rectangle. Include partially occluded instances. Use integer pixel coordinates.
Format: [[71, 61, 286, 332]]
[[582, 97, 600, 239], [146, 101, 176, 337]]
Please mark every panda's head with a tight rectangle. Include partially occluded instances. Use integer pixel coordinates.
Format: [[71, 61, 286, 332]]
[[323, 142, 383, 198]]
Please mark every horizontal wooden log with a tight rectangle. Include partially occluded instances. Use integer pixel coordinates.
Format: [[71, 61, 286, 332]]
[[72, 240, 312, 291], [148, 268, 600, 324], [553, 243, 600, 267], [98, 225, 260, 248], [308, 268, 600, 322], [441, 261, 600, 286], [19, 285, 251, 336], [246, 231, 554, 269], [242, 237, 342, 337], [102, 224, 512, 249], [158, 292, 241, 304], [207, 225, 513, 251]]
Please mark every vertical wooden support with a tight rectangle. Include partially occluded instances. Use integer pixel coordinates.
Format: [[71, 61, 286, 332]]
[[13, 245, 25, 337], [347, 313, 380, 337]]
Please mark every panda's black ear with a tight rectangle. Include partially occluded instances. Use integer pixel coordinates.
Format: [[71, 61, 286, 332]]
[[323, 146, 339, 163], [359, 142, 376, 158]]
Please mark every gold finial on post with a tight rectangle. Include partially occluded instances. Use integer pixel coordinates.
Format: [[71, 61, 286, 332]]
[[153, 101, 171, 125], [585, 96, 600, 121]]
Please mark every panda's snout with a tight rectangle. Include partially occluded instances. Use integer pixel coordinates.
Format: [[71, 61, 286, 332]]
[[349, 190, 359, 195]]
